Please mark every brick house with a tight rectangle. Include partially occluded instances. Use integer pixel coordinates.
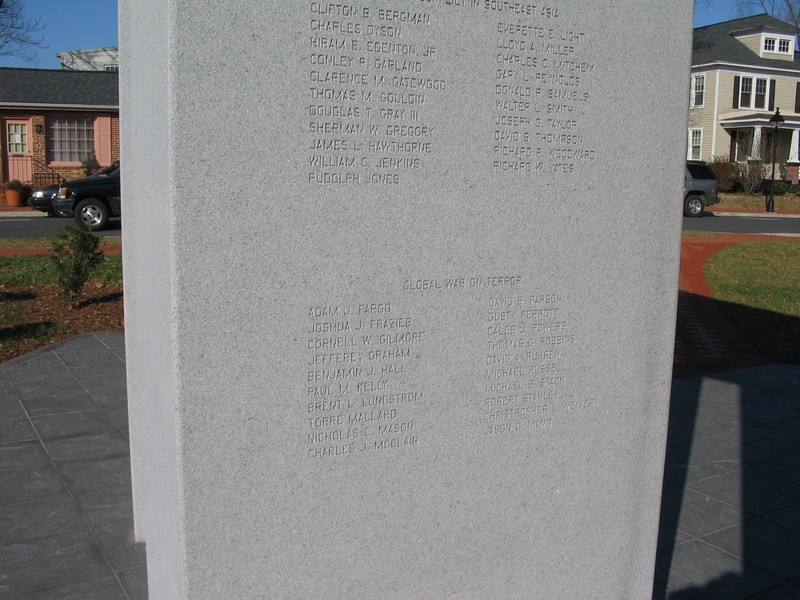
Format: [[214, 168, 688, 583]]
[[690, 13, 800, 183], [0, 67, 119, 206]]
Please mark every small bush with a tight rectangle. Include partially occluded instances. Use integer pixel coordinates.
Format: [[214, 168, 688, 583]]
[[734, 162, 768, 195], [772, 180, 789, 195], [2, 179, 24, 192], [708, 157, 739, 192], [50, 225, 105, 307]]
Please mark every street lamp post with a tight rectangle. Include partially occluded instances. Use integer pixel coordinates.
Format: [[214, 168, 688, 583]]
[[768, 108, 784, 213]]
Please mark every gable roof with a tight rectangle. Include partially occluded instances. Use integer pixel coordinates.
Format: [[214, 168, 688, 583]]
[[693, 13, 800, 71], [0, 67, 118, 109]]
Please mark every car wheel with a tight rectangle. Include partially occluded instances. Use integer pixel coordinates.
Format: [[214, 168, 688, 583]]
[[74, 198, 109, 231], [684, 194, 704, 217]]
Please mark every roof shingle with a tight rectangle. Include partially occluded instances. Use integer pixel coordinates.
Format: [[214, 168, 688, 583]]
[[0, 67, 118, 107], [693, 13, 800, 72]]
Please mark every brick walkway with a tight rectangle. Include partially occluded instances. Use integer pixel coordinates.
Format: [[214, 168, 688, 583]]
[[673, 233, 800, 378]]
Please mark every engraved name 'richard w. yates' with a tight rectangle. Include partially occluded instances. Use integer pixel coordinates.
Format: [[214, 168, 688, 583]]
[[304, 301, 425, 460], [491, 9, 599, 177]]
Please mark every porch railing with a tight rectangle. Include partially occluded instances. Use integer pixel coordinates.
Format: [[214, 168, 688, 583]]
[[6, 156, 69, 188]]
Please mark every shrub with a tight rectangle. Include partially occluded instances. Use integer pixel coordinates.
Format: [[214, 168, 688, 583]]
[[772, 180, 789, 195], [708, 157, 739, 192], [2, 179, 24, 192], [734, 162, 768, 195], [49, 225, 105, 307]]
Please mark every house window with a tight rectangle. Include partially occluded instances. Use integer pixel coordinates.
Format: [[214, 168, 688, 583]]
[[738, 76, 772, 110], [755, 78, 768, 109], [104, 64, 119, 72], [47, 116, 95, 163], [691, 74, 705, 108], [740, 77, 752, 107], [688, 129, 702, 160], [6, 123, 28, 154], [763, 35, 793, 54]]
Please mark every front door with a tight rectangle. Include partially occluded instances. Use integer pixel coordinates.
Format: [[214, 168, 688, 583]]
[[3, 119, 33, 183]]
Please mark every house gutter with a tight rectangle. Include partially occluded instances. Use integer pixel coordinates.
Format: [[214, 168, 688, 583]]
[[0, 102, 118, 110], [712, 71, 720, 156], [693, 60, 800, 75]]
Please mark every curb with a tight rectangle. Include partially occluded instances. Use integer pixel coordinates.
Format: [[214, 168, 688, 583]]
[[710, 210, 800, 218], [0, 210, 47, 218], [0, 246, 122, 256]]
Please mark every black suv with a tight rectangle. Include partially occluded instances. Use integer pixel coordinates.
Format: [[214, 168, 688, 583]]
[[52, 162, 121, 231], [684, 161, 720, 217], [28, 183, 62, 216]]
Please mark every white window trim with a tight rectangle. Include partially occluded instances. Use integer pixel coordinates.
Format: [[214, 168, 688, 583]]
[[690, 74, 705, 108], [738, 74, 773, 110], [688, 128, 703, 160], [761, 33, 795, 56]]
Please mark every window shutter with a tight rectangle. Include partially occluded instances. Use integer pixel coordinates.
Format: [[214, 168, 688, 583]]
[[768, 82, 776, 111], [733, 76, 740, 108], [795, 82, 800, 113], [94, 115, 112, 166]]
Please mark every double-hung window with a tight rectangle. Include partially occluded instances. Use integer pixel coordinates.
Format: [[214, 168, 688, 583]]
[[740, 77, 753, 107], [754, 78, 768, 109], [688, 129, 702, 160], [47, 116, 95, 163], [690, 74, 705, 108], [735, 76, 773, 110]]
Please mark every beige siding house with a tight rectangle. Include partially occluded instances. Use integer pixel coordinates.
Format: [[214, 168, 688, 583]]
[[690, 14, 800, 182]]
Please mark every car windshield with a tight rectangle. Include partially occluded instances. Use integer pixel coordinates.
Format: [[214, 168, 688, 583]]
[[687, 163, 716, 180], [91, 161, 120, 177]]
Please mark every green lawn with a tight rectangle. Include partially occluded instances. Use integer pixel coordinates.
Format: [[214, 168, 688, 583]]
[[704, 241, 800, 364], [0, 253, 123, 286], [716, 193, 800, 212], [0, 236, 121, 250]]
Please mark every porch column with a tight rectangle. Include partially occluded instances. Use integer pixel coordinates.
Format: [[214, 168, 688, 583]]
[[750, 126, 763, 161], [786, 128, 800, 184]]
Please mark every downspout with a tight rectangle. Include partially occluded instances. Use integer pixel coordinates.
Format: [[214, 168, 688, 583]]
[[712, 70, 720, 157]]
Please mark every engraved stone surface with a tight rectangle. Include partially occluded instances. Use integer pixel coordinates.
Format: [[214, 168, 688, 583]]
[[121, 1, 693, 597]]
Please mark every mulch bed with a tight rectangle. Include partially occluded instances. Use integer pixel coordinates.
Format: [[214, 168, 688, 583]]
[[0, 283, 124, 363]]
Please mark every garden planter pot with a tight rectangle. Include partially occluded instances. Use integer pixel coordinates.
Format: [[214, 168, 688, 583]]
[[4, 189, 22, 207]]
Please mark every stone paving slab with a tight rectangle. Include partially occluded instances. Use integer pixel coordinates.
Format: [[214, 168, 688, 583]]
[[1, 332, 799, 599], [655, 364, 800, 599], [0, 334, 145, 599]]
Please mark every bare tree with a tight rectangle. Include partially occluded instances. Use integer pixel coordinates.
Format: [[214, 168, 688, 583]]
[[736, 0, 800, 29], [0, 0, 46, 60]]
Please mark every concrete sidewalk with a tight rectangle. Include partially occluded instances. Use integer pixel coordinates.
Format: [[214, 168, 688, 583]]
[[0, 334, 146, 599]]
